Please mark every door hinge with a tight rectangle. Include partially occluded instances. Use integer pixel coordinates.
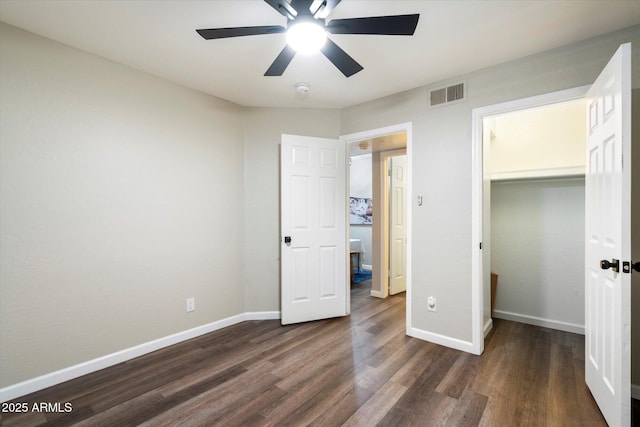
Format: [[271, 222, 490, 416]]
[[622, 261, 640, 274], [479, 242, 482, 250]]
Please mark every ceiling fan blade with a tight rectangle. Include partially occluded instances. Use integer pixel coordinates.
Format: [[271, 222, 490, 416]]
[[311, 0, 342, 19], [264, 45, 297, 76], [326, 14, 420, 35], [320, 38, 363, 77], [196, 25, 286, 40], [263, 0, 297, 20]]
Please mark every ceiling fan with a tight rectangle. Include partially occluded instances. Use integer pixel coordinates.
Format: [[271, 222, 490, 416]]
[[196, 0, 419, 77]]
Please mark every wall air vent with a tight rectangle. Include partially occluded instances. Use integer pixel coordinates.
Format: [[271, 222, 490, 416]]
[[429, 82, 465, 107], [430, 88, 447, 106]]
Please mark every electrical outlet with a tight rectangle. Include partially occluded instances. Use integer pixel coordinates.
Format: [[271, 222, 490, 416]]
[[186, 297, 195, 313], [427, 296, 437, 312]]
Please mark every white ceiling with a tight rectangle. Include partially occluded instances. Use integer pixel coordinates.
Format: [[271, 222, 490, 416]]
[[1, 1, 639, 109]]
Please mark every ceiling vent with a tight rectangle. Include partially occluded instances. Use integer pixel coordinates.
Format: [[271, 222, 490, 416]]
[[430, 82, 465, 107]]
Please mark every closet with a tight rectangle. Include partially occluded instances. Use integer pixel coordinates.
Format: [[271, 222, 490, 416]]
[[484, 99, 587, 334]]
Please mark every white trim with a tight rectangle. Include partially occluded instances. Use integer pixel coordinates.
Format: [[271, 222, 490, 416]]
[[632, 384, 640, 400], [370, 290, 385, 298], [341, 122, 412, 336], [245, 311, 281, 320], [471, 101, 485, 355], [362, 264, 372, 271], [0, 311, 280, 402], [471, 85, 590, 357], [484, 318, 493, 337], [492, 310, 584, 335], [474, 86, 590, 118], [345, 139, 351, 316], [407, 326, 475, 353]]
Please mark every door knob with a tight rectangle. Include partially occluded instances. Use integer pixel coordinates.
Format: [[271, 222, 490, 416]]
[[600, 259, 620, 273], [634, 262, 640, 273], [284, 236, 292, 244]]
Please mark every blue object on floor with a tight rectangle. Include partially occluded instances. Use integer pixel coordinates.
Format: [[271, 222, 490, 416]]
[[353, 269, 372, 284]]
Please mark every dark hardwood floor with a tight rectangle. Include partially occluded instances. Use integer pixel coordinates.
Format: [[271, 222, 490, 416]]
[[2, 281, 610, 426]]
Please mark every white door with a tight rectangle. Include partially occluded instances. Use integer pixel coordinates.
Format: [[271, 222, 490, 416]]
[[584, 43, 631, 427], [389, 155, 407, 295], [280, 134, 348, 325]]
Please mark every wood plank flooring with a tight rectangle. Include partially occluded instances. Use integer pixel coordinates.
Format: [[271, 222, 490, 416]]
[[1, 281, 610, 426]]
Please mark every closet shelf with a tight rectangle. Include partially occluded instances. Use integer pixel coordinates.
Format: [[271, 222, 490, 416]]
[[488, 166, 585, 182]]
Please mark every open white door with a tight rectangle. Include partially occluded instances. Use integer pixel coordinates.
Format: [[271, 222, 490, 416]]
[[584, 43, 631, 427], [280, 134, 348, 325], [389, 155, 407, 295]]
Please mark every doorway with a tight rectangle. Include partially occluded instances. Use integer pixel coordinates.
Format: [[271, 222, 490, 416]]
[[483, 99, 586, 335], [342, 123, 412, 325], [470, 86, 590, 354]]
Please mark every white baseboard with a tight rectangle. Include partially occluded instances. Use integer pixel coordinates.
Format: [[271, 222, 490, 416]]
[[362, 264, 372, 271], [632, 383, 640, 400], [370, 290, 385, 298], [492, 310, 584, 335], [407, 326, 475, 354], [0, 310, 280, 402], [484, 318, 493, 337], [245, 311, 281, 320]]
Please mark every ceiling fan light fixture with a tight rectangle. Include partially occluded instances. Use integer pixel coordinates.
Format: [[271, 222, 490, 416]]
[[197, 1, 420, 77], [286, 21, 327, 54]]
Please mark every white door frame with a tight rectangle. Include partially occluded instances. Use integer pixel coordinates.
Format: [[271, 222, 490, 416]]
[[470, 86, 590, 355], [341, 122, 413, 333]]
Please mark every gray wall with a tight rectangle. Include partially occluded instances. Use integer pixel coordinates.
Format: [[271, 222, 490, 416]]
[[0, 23, 245, 387], [0, 23, 341, 388], [491, 179, 585, 331]]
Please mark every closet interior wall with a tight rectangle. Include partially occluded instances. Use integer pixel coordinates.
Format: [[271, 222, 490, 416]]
[[484, 100, 586, 333]]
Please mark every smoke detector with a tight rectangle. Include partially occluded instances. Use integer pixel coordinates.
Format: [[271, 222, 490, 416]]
[[295, 82, 310, 94]]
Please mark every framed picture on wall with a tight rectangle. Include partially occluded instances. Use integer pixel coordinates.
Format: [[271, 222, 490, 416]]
[[350, 197, 373, 224]]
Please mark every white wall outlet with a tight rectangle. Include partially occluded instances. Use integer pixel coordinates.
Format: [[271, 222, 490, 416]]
[[427, 296, 437, 312], [186, 297, 195, 313]]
